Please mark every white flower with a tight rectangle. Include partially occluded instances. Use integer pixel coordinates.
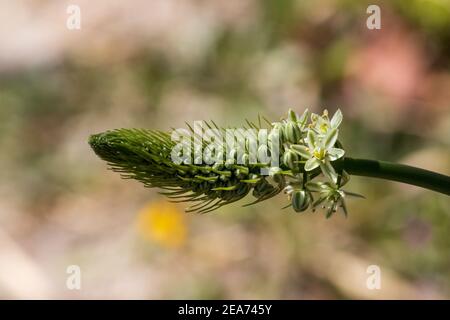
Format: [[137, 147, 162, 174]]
[[310, 109, 343, 137], [305, 181, 364, 218], [290, 128, 344, 183]]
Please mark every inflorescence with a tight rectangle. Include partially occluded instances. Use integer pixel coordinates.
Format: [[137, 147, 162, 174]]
[[89, 109, 363, 217]]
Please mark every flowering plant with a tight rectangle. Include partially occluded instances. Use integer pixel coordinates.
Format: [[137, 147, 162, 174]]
[[89, 108, 450, 218]]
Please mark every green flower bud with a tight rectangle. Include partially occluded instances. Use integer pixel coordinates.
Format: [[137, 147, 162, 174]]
[[292, 190, 311, 212], [288, 109, 298, 122], [241, 153, 249, 165], [284, 122, 302, 144], [272, 122, 285, 143], [228, 148, 237, 161], [283, 149, 299, 170], [257, 145, 270, 164]]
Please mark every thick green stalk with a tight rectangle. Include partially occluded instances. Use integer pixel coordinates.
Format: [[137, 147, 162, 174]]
[[341, 157, 450, 196]]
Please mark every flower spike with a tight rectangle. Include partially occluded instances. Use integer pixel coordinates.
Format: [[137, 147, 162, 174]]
[[89, 108, 450, 217]]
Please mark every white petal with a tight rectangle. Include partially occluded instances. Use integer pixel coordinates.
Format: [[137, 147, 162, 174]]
[[298, 109, 309, 126], [306, 130, 317, 150], [328, 147, 345, 161], [330, 109, 343, 128], [288, 109, 297, 122], [304, 157, 320, 171], [290, 144, 311, 159], [320, 159, 338, 183], [324, 128, 338, 149]]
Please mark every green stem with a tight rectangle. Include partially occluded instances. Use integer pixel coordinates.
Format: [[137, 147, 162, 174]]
[[340, 157, 450, 196]]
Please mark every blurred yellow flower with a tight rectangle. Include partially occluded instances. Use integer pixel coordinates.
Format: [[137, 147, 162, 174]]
[[136, 201, 187, 249]]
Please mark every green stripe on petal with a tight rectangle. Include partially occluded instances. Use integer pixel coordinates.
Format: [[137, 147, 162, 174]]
[[328, 147, 345, 161], [330, 109, 343, 128], [324, 128, 338, 149], [320, 159, 338, 183], [307, 130, 317, 149], [290, 144, 311, 159], [304, 157, 320, 171]]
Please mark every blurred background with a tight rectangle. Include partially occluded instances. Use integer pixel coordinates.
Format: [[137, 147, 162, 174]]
[[0, 0, 449, 299]]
